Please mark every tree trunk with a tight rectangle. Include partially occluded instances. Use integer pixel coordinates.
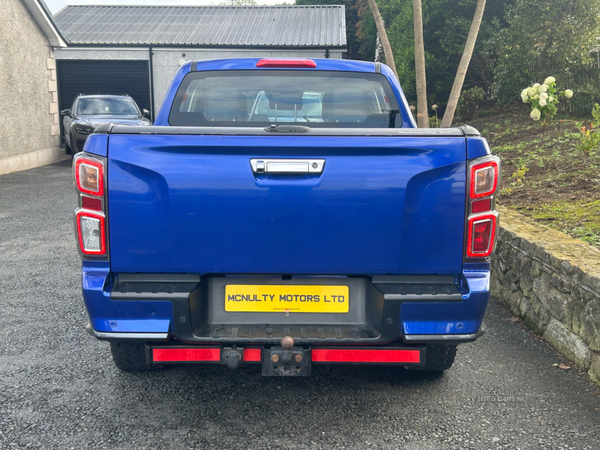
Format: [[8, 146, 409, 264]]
[[375, 36, 384, 63], [441, 0, 486, 128], [367, 0, 398, 79], [413, 0, 428, 128]]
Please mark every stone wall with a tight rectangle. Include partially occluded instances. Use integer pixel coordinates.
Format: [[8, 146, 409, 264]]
[[0, 0, 60, 176], [491, 206, 600, 385]]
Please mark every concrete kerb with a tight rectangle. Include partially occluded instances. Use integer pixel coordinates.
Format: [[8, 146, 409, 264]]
[[491, 205, 600, 385]]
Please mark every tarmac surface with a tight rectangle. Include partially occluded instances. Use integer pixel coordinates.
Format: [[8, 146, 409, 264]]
[[1, 160, 600, 449]]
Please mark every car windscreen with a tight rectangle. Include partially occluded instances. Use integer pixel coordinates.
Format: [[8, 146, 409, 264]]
[[169, 70, 402, 128], [77, 98, 139, 115]]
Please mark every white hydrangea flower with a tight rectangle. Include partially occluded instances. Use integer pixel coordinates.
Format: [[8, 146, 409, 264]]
[[539, 84, 548, 93], [564, 89, 573, 99], [530, 108, 541, 121], [548, 96, 555, 103], [540, 93, 549, 101], [533, 83, 540, 89], [545, 76, 556, 85], [539, 99, 547, 107], [528, 87, 538, 98], [521, 88, 530, 103]]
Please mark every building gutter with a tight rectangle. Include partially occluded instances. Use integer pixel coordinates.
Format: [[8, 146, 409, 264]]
[[149, 46, 155, 121], [59, 44, 347, 51], [22, 0, 69, 47]]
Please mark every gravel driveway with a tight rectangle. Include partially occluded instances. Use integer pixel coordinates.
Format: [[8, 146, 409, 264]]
[[1, 160, 599, 450]]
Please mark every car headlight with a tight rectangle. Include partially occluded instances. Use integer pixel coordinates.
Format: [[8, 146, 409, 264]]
[[75, 126, 93, 135]]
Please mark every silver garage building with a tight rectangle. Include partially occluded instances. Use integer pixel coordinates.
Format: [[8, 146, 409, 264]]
[[53, 5, 347, 120]]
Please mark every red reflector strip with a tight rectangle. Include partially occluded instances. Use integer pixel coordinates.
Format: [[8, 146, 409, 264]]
[[243, 348, 261, 362], [311, 349, 421, 364], [152, 348, 220, 363], [256, 59, 317, 68], [81, 195, 102, 212], [471, 198, 492, 214]]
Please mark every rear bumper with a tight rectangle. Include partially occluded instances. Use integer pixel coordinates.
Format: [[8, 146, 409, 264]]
[[81, 262, 490, 345], [86, 322, 486, 344], [403, 321, 486, 343]]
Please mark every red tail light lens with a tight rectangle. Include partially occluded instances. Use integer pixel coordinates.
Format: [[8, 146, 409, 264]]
[[76, 210, 106, 256], [256, 59, 317, 68], [75, 157, 104, 196], [470, 159, 499, 199], [467, 213, 497, 258]]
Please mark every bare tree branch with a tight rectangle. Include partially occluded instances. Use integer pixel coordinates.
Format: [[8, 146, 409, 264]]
[[441, 0, 486, 127], [413, 0, 428, 128], [367, 0, 398, 80]]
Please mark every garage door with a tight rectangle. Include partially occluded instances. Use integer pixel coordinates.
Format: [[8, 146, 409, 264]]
[[57, 60, 151, 118]]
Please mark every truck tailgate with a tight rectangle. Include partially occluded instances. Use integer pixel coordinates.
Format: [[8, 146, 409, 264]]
[[107, 134, 466, 275]]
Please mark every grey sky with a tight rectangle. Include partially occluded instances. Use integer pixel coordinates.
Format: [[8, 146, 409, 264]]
[[44, 0, 284, 14]]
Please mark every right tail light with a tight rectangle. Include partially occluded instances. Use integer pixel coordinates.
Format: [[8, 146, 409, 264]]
[[73, 153, 107, 258], [466, 156, 500, 259]]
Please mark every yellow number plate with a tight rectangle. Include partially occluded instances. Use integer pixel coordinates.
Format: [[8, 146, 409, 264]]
[[225, 285, 349, 313]]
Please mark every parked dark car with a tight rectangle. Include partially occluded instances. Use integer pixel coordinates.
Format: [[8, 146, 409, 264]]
[[61, 94, 151, 153]]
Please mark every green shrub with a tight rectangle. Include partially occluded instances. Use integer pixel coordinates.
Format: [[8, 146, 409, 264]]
[[457, 87, 485, 121], [493, 0, 600, 106], [575, 103, 600, 156], [568, 82, 600, 116]]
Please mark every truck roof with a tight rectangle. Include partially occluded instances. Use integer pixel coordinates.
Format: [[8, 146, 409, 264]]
[[190, 58, 387, 75]]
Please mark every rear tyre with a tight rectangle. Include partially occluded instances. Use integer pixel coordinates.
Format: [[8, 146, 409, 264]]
[[110, 342, 157, 371], [408, 344, 457, 372]]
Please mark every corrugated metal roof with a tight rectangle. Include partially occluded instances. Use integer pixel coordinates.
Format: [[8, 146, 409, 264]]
[[54, 5, 347, 48]]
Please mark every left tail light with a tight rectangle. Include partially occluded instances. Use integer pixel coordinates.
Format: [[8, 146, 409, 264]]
[[465, 155, 500, 259], [73, 153, 107, 258]]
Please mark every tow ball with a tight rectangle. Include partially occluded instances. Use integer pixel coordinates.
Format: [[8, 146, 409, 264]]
[[262, 336, 311, 376]]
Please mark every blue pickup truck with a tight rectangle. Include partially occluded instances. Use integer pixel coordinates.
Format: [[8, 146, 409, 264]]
[[73, 58, 499, 375]]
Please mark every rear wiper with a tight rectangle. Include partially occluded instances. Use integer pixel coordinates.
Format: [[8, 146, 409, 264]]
[[265, 124, 311, 133]]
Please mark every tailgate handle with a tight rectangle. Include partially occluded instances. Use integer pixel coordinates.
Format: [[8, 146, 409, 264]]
[[250, 159, 325, 174]]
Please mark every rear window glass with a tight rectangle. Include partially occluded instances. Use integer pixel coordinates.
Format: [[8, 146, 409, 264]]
[[169, 70, 401, 128]]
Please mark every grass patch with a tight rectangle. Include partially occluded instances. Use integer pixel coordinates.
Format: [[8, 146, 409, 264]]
[[520, 200, 600, 247]]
